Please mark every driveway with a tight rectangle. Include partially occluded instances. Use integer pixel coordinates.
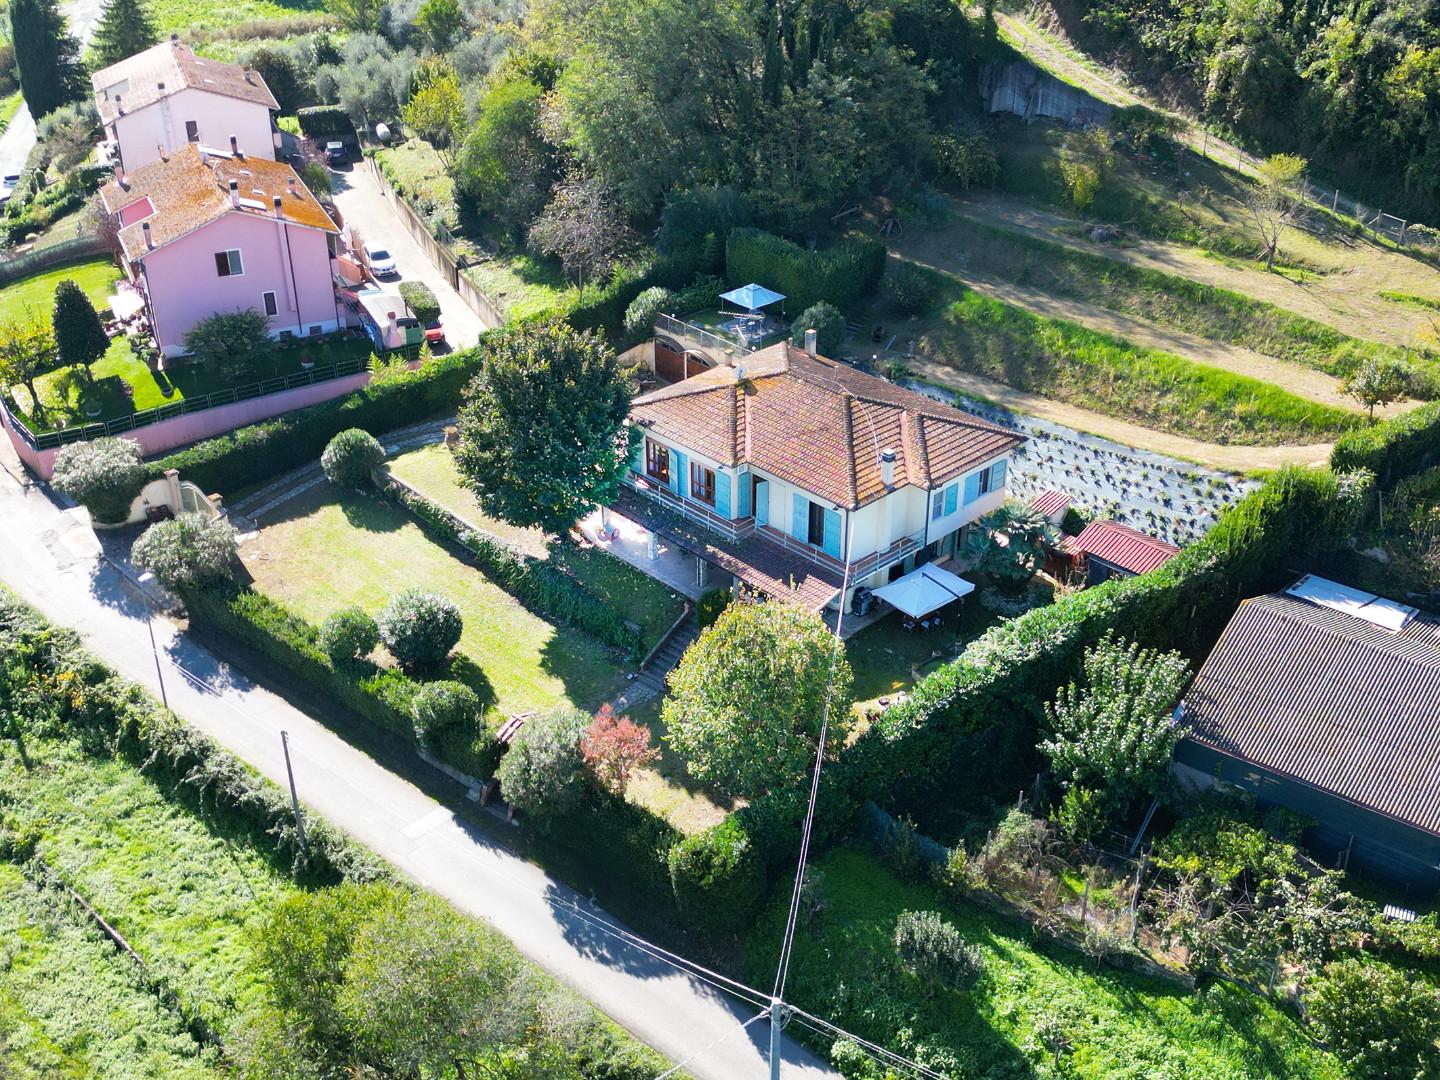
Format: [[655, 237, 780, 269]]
[[0, 449, 836, 1080], [0, 0, 108, 179], [328, 162, 491, 349]]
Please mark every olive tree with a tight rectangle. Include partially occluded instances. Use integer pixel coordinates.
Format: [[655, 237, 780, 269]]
[[132, 513, 238, 589]]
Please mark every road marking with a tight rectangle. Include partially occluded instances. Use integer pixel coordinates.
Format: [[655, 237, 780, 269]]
[[402, 805, 453, 840]]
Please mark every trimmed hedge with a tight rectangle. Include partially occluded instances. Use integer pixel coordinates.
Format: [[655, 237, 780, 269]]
[[1330, 402, 1440, 489], [296, 104, 352, 138], [381, 477, 644, 661], [148, 347, 484, 496], [184, 585, 502, 781], [668, 467, 1353, 930], [725, 228, 886, 314], [0, 589, 384, 885]]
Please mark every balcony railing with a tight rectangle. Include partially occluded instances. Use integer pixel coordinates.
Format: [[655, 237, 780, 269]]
[[653, 313, 753, 367], [625, 473, 755, 543], [760, 524, 927, 583]]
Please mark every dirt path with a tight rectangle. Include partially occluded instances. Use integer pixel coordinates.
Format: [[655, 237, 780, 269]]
[[906, 358, 1332, 472], [944, 193, 1440, 351]]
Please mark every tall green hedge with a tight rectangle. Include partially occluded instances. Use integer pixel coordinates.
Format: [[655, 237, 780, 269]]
[[724, 228, 886, 314], [1330, 402, 1440, 489], [149, 348, 484, 496], [667, 467, 1350, 930], [296, 105, 352, 138]]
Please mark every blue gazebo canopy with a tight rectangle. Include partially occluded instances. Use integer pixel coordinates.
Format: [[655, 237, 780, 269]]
[[719, 283, 786, 312]]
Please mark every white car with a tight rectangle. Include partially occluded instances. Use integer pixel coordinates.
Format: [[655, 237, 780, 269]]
[[364, 243, 398, 277], [0, 174, 21, 205]]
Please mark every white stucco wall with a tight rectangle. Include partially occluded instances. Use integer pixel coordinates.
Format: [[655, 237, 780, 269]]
[[110, 88, 274, 171]]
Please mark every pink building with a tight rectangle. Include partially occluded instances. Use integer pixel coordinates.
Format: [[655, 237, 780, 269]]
[[92, 36, 279, 172], [100, 144, 342, 357]]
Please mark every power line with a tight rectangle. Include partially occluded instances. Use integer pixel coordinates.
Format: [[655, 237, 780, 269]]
[[654, 1008, 769, 1080]]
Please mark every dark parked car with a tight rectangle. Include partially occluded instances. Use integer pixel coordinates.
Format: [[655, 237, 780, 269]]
[[325, 141, 347, 166]]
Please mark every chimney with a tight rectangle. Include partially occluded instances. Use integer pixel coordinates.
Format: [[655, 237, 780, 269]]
[[879, 448, 896, 488], [170, 32, 178, 42], [272, 194, 283, 218], [286, 175, 297, 196], [229, 134, 242, 158], [113, 163, 126, 189], [804, 327, 817, 357], [114, 93, 124, 116], [157, 81, 165, 93], [141, 221, 153, 249], [227, 179, 239, 208]]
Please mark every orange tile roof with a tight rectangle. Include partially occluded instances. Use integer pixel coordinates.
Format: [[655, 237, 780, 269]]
[[92, 38, 278, 126], [631, 341, 1025, 510], [101, 144, 336, 263], [1060, 520, 1180, 574]]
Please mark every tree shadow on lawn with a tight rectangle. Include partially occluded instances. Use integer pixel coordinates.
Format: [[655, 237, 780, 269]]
[[620, 696, 740, 812], [443, 653, 498, 714]]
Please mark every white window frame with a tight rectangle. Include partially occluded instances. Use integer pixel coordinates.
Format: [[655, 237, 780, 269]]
[[215, 249, 244, 277], [261, 290, 278, 317]]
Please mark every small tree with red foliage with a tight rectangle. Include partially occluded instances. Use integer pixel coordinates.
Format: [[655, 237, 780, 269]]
[[580, 705, 658, 795]]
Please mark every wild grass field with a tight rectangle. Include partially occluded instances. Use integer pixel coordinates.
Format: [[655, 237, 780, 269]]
[[147, 0, 325, 36]]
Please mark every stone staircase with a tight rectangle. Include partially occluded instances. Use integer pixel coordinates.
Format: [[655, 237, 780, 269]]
[[611, 614, 698, 711]]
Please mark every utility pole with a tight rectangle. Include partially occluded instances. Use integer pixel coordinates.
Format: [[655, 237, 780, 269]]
[[281, 730, 308, 857], [769, 996, 784, 1080], [105, 554, 168, 709]]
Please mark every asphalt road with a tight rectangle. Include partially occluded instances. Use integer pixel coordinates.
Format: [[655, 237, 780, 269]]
[[328, 160, 491, 348], [0, 0, 109, 179], [0, 449, 837, 1080]]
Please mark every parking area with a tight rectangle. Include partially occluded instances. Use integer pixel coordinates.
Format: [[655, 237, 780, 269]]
[[327, 161, 492, 350]]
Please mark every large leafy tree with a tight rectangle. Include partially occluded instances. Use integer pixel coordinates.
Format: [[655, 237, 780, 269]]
[[89, 0, 158, 69], [453, 72, 555, 238], [52, 280, 109, 374], [452, 320, 635, 534], [400, 67, 464, 162], [527, 174, 634, 297], [10, 0, 85, 118], [0, 314, 56, 410], [1040, 634, 1190, 815], [663, 601, 852, 798]]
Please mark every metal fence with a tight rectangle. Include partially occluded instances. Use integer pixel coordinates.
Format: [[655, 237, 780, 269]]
[[4, 353, 370, 451]]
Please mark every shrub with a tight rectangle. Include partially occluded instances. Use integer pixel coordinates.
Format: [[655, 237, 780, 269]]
[[790, 301, 846, 356], [50, 436, 145, 523], [580, 704, 657, 795], [696, 586, 729, 629], [182, 309, 273, 379], [893, 910, 983, 994], [321, 428, 385, 488], [496, 705, 587, 820], [881, 260, 943, 316], [657, 185, 752, 274], [725, 228, 885, 314], [1331, 401, 1440, 489], [319, 607, 379, 666], [623, 285, 677, 338], [296, 104, 352, 138], [667, 818, 764, 934], [931, 129, 999, 191], [674, 274, 725, 315], [378, 589, 462, 672], [399, 281, 440, 324], [1306, 957, 1440, 1079], [411, 680, 480, 748], [132, 514, 238, 589]]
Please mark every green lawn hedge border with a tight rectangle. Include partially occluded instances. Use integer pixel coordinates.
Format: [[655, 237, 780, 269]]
[[378, 474, 645, 661], [1330, 402, 1440, 489], [0, 588, 385, 886], [148, 347, 485, 496], [725, 228, 886, 314]]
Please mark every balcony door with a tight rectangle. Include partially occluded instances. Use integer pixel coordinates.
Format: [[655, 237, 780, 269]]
[[752, 477, 769, 526]]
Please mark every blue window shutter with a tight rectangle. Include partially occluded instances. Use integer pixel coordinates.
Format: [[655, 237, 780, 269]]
[[715, 471, 731, 518], [990, 459, 1007, 490], [671, 450, 687, 497], [931, 490, 944, 521], [737, 473, 751, 518], [791, 493, 807, 540], [963, 473, 981, 505], [945, 483, 959, 515], [822, 508, 841, 559], [629, 438, 643, 474]]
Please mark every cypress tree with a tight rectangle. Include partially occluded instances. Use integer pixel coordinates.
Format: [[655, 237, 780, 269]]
[[52, 280, 110, 374], [90, 0, 159, 70], [9, 0, 85, 119]]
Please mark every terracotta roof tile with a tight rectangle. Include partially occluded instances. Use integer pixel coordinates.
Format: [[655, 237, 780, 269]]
[[93, 39, 278, 126], [1060, 520, 1180, 574], [632, 341, 1024, 509], [101, 144, 336, 263]]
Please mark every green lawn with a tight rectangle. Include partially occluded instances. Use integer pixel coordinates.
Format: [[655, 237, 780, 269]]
[[243, 482, 631, 722], [146, 0, 323, 34], [375, 139, 460, 231], [846, 602, 1004, 711], [463, 252, 575, 323], [385, 442, 687, 650], [7, 337, 372, 435], [745, 848, 1346, 1080], [0, 257, 121, 323], [0, 90, 22, 128]]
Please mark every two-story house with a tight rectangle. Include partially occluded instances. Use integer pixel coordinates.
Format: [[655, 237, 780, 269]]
[[617, 338, 1025, 614], [93, 36, 279, 172], [100, 144, 341, 356]]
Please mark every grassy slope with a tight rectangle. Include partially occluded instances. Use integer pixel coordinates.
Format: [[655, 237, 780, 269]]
[[746, 848, 1345, 1080], [916, 275, 1359, 445], [385, 444, 687, 649], [147, 0, 323, 34], [932, 215, 1432, 388], [242, 483, 629, 720]]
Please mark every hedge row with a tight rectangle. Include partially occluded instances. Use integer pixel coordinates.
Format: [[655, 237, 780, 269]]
[[380, 478, 644, 661], [667, 467, 1352, 931], [184, 585, 503, 781], [0, 589, 385, 885], [149, 348, 484, 497], [296, 104, 352, 138], [724, 228, 886, 314], [1330, 401, 1440, 488]]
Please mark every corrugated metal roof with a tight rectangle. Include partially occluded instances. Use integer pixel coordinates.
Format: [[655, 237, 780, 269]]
[[1060, 519, 1179, 574], [1179, 591, 1440, 836], [1029, 489, 1071, 518]]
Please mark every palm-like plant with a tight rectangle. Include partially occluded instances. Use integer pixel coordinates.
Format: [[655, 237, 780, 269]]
[[958, 502, 1057, 588]]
